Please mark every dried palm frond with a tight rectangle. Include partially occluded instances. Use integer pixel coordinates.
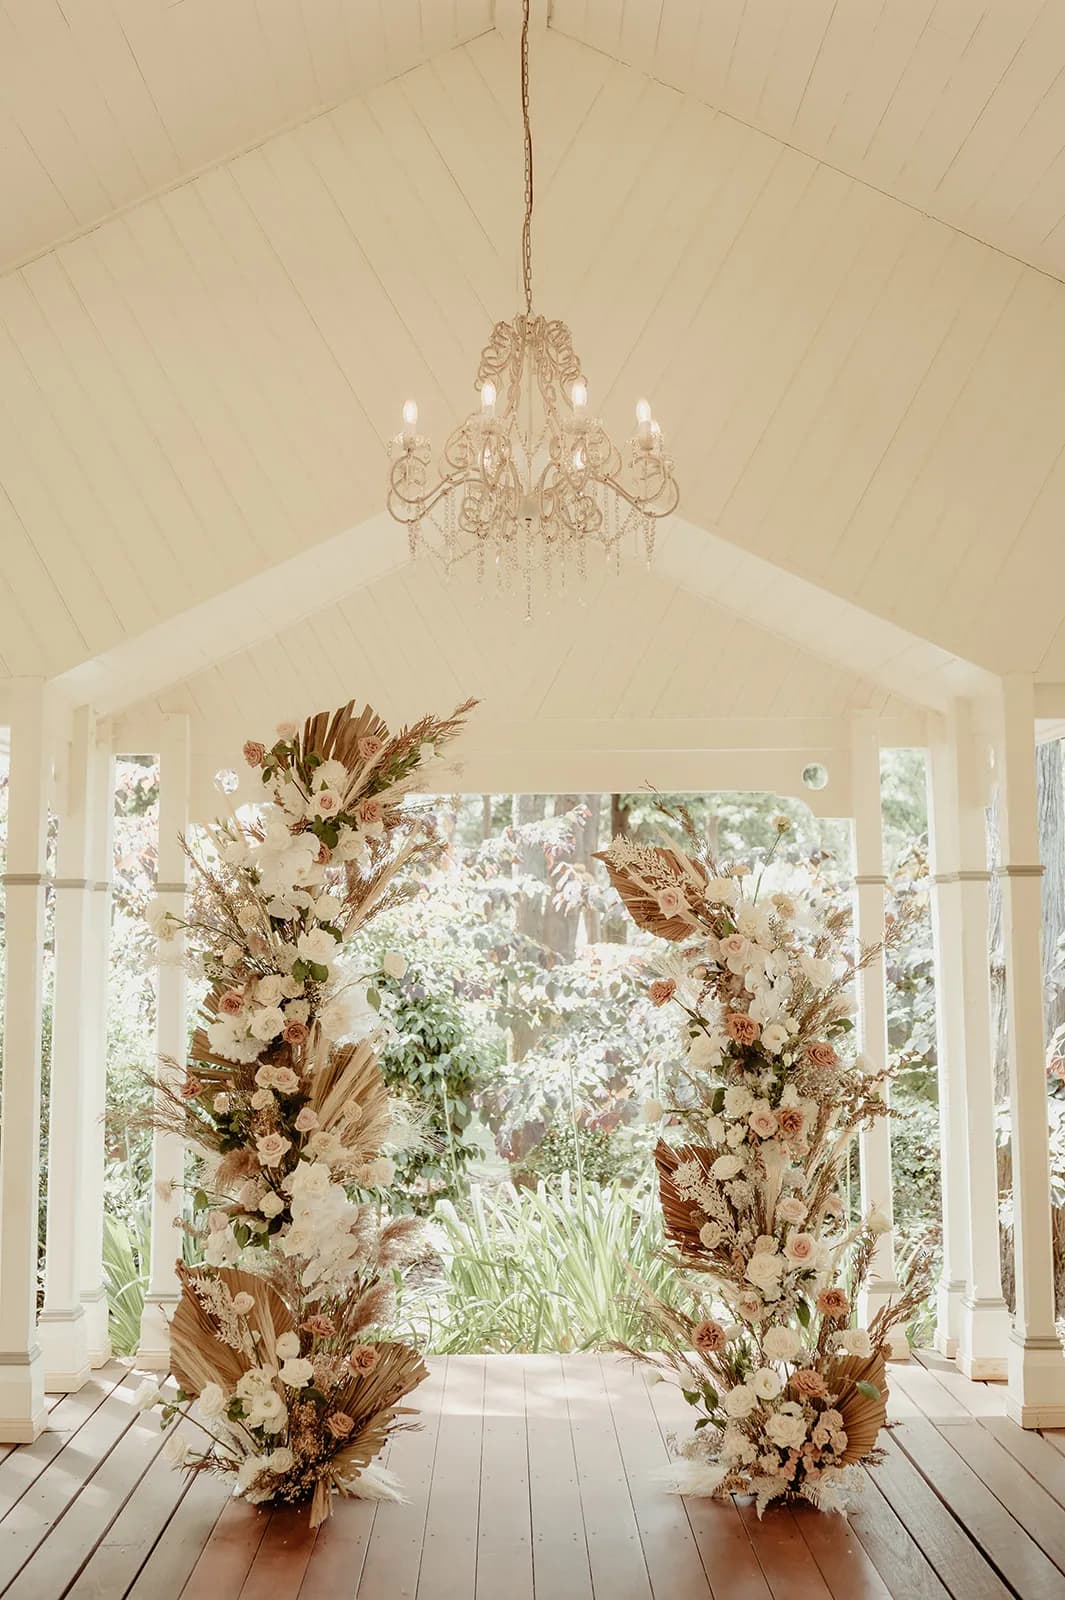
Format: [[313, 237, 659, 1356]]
[[309, 1038, 392, 1151], [594, 845, 707, 940], [169, 1264, 295, 1395], [821, 1350, 888, 1464], [656, 1141, 714, 1257]]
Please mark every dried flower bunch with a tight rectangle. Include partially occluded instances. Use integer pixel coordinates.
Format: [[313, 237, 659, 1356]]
[[600, 810, 929, 1514], [139, 697, 474, 1524]]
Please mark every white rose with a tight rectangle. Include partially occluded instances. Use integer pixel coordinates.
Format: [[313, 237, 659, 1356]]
[[723, 1086, 754, 1117], [726, 1123, 748, 1148], [255, 973, 285, 1005], [296, 927, 338, 966], [722, 1383, 757, 1419], [237, 1455, 269, 1490], [251, 1088, 275, 1111], [799, 955, 834, 992], [761, 1023, 789, 1055], [762, 1325, 801, 1361], [144, 899, 176, 940], [752, 1368, 783, 1400], [766, 1411, 807, 1450], [213, 1092, 231, 1114], [250, 1006, 285, 1042], [135, 1379, 161, 1411], [284, 999, 311, 1024], [711, 1154, 743, 1181], [746, 1252, 785, 1289], [278, 1357, 314, 1389], [704, 1116, 725, 1143], [275, 1331, 301, 1360], [313, 893, 343, 923], [698, 1222, 722, 1248], [837, 1329, 873, 1358], [197, 1382, 227, 1418], [267, 1447, 295, 1474], [221, 942, 243, 968]]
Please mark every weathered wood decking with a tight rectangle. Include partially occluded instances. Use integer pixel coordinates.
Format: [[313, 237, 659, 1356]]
[[2, 1352, 1064, 1598]]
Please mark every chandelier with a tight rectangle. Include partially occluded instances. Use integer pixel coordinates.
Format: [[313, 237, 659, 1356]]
[[386, 0, 679, 616]]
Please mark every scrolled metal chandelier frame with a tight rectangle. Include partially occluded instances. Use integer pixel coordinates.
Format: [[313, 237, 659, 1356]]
[[386, 0, 679, 616]]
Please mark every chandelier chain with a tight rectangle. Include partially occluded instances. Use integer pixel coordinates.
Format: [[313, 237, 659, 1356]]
[[520, 0, 534, 318]]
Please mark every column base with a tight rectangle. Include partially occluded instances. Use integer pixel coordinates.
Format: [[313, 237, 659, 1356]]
[[0, 1346, 48, 1443], [859, 1279, 910, 1360], [136, 1294, 178, 1371], [38, 1307, 91, 1393], [1006, 1332, 1065, 1428], [80, 1289, 112, 1369], [934, 1277, 967, 1359], [956, 1296, 1011, 1380]]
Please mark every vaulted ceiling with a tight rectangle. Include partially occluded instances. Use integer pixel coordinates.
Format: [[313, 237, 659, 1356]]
[[1, 2, 1064, 763]]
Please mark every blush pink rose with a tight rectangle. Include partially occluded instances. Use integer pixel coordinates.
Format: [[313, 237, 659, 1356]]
[[326, 1411, 354, 1438], [656, 886, 687, 919], [692, 1319, 726, 1353], [358, 799, 383, 826], [283, 1020, 309, 1046], [358, 736, 385, 759], [349, 1345, 378, 1374], [776, 1106, 806, 1139], [791, 1369, 829, 1400], [725, 1012, 760, 1046], [243, 741, 265, 767], [219, 989, 245, 1016], [784, 1232, 817, 1265], [805, 1042, 838, 1069], [649, 979, 677, 1007]]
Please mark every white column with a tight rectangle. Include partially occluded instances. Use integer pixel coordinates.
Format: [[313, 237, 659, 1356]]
[[995, 675, 1065, 1426], [926, 714, 971, 1358], [850, 714, 905, 1357], [137, 714, 190, 1370], [954, 703, 1010, 1375], [0, 680, 52, 1440], [80, 724, 114, 1367], [38, 706, 95, 1392]]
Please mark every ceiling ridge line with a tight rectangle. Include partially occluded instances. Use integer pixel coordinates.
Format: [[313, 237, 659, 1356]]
[[548, 24, 1065, 294], [0, 26, 498, 280]]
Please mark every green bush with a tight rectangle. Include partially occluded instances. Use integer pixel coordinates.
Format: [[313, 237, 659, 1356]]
[[102, 1205, 149, 1357], [422, 1175, 674, 1353]]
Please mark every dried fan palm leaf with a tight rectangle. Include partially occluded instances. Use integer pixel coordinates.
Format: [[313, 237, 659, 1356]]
[[821, 1350, 888, 1464], [594, 846, 706, 940], [169, 1264, 295, 1396], [656, 1141, 714, 1256], [309, 1038, 392, 1151]]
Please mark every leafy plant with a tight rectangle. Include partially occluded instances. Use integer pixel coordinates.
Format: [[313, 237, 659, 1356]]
[[421, 1175, 674, 1352], [102, 1205, 149, 1356]]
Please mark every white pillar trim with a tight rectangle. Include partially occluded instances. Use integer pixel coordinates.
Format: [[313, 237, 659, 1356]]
[[80, 725, 115, 1367], [927, 702, 1010, 1375], [39, 706, 95, 1393], [137, 714, 191, 1370], [995, 674, 1065, 1426], [849, 713, 905, 1358], [0, 680, 53, 1441]]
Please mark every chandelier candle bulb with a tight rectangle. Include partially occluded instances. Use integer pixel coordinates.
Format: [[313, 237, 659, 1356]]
[[571, 380, 588, 413], [401, 400, 418, 443], [636, 397, 654, 445], [480, 381, 497, 418]]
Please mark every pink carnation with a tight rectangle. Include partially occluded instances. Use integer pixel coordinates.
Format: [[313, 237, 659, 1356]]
[[649, 979, 677, 1007]]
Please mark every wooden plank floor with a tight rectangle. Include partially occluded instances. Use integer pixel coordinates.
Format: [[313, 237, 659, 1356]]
[[4, 1353, 1065, 1598]]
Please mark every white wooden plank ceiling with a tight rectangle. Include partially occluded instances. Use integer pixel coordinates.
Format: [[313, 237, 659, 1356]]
[[0, 0, 493, 271], [1, 18, 1064, 719], [553, 0, 1065, 284]]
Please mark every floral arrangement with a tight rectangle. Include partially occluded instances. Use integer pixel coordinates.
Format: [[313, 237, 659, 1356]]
[[138, 698, 474, 1524], [599, 812, 929, 1514]]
